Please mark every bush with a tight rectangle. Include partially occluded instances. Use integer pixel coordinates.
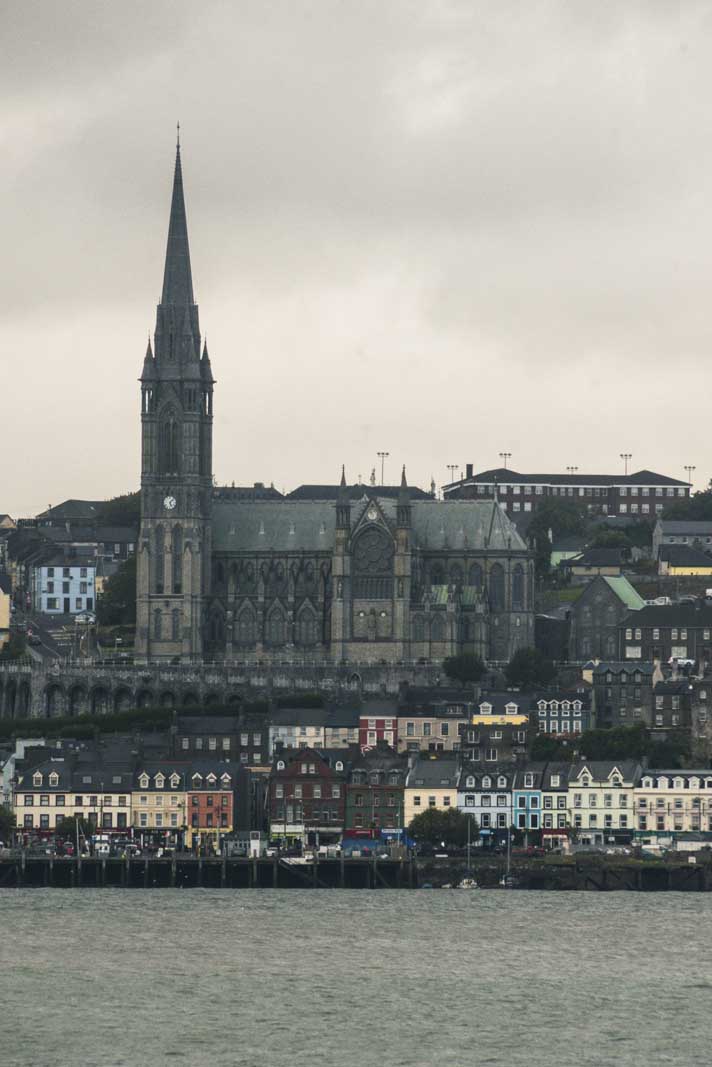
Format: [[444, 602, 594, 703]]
[[442, 654, 486, 685], [505, 648, 557, 689]]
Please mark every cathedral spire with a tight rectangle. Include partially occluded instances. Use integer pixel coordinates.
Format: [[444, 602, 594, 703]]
[[161, 137, 195, 307]]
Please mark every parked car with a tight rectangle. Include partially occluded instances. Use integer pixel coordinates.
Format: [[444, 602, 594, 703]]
[[75, 612, 96, 625]]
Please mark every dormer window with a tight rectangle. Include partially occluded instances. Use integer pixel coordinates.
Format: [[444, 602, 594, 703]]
[[301, 764, 308, 775], [466, 776, 475, 788], [482, 776, 491, 788], [139, 775, 149, 789], [690, 777, 700, 789], [561, 701, 570, 712], [550, 774, 560, 787], [497, 776, 507, 788], [33, 773, 43, 787], [480, 703, 492, 715], [524, 773, 534, 788], [170, 775, 180, 789], [610, 775, 621, 787], [505, 703, 518, 715], [206, 774, 217, 785], [550, 701, 559, 712], [335, 761, 344, 772], [537, 700, 547, 711], [192, 774, 202, 786], [277, 760, 285, 771], [573, 701, 582, 711], [642, 777, 653, 789], [155, 774, 165, 789], [49, 773, 59, 787], [581, 777, 590, 788]]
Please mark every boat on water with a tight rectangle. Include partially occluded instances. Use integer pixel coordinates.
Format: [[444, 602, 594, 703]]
[[457, 877, 479, 890], [498, 874, 516, 889]]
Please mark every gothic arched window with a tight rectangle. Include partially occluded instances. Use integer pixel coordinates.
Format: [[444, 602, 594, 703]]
[[512, 564, 524, 609], [431, 615, 446, 641], [172, 526, 182, 594], [266, 607, 287, 647], [449, 563, 464, 589], [154, 526, 165, 594], [171, 609, 181, 641], [413, 616, 425, 641], [468, 562, 483, 590], [159, 408, 180, 475], [235, 606, 256, 647], [352, 529, 394, 599], [296, 608, 318, 646], [153, 609, 162, 640], [489, 563, 505, 610]]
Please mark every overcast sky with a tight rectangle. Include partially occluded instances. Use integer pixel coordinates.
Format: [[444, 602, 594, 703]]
[[3, 0, 712, 517]]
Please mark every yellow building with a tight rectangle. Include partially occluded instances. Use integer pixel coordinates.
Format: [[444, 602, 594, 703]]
[[0, 575, 10, 649], [403, 756, 459, 827], [658, 545, 712, 577], [133, 767, 187, 843]]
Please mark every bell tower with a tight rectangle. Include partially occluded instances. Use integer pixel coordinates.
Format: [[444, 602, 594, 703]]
[[135, 135, 214, 663]]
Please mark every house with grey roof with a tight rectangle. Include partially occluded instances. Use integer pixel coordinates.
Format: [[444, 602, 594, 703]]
[[568, 574, 645, 662], [653, 519, 712, 560]]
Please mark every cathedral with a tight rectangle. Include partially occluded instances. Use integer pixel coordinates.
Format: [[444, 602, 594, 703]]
[[135, 144, 534, 666]]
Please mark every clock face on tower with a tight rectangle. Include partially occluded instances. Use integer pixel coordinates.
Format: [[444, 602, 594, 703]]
[[163, 495, 177, 511]]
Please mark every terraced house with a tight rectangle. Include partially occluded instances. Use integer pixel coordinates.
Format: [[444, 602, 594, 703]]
[[186, 764, 236, 851], [14, 757, 133, 837], [460, 694, 530, 765], [634, 770, 712, 840], [344, 748, 407, 833], [133, 765, 187, 847], [403, 756, 459, 826], [457, 765, 513, 845], [567, 762, 639, 846]]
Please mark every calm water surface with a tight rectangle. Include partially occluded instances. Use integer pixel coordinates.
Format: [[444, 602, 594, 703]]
[[1, 889, 712, 1066]]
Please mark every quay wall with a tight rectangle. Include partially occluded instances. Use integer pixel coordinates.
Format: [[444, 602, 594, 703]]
[[1, 856, 710, 891]]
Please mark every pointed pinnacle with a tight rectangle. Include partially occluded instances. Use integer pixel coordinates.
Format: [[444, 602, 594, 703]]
[[340, 465, 346, 488]]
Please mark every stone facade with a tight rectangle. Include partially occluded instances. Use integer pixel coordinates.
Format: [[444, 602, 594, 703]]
[[135, 144, 535, 668]]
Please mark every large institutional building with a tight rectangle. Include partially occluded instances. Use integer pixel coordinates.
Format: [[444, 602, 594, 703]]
[[135, 145, 534, 665]]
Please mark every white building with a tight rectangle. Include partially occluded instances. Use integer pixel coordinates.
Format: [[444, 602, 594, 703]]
[[457, 766, 514, 842], [568, 761, 639, 845], [30, 558, 96, 615]]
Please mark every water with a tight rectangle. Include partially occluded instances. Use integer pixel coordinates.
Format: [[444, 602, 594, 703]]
[[2, 890, 712, 1066]]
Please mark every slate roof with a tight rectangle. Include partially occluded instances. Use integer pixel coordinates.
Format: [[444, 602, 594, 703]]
[[569, 760, 640, 782], [476, 692, 530, 715], [447, 468, 687, 488], [457, 764, 514, 789], [287, 483, 431, 500], [36, 500, 101, 522], [566, 548, 626, 567], [659, 546, 712, 568], [626, 603, 712, 627], [657, 520, 712, 534], [591, 662, 656, 677], [0, 574, 11, 594], [212, 498, 527, 554], [406, 756, 460, 789], [270, 707, 332, 728], [541, 763, 572, 789]]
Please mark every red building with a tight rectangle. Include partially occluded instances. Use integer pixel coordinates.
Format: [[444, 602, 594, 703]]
[[358, 701, 397, 751], [269, 748, 349, 846], [186, 765, 236, 851]]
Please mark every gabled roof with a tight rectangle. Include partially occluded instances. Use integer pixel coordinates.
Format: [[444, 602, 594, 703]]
[[626, 603, 712, 627], [405, 756, 460, 788], [601, 576, 646, 610], [659, 545, 712, 568], [211, 498, 527, 554], [287, 483, 430, 500], [657, 520, 712, 534], [447, 468, 687, 488], [566, 548, 626, 567]]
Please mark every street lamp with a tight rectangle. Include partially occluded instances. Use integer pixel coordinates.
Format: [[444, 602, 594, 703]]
[[499, 452, 511, 470], [446, 465, 458, 484], [620, 453, 632, 476], [377, 452, 390, 486], [566, 466, 579, 476], [684, 465, 696, 489]]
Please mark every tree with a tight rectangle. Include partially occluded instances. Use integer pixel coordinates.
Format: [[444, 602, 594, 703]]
[[527, 499, 588, 578], [442, 653, 486, 685], [55, 816, 95, 844], [505, 647, 556, 689], [0, 804, 15, 842], [0, 632, 27, 661], [95, 492, 141, 528], [96, 554, 136, 626], [408, 807, 475, 848], [663, 488, 712, 522]]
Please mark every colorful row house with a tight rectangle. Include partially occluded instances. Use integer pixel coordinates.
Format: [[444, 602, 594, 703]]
[[14, 758, 133, 837], [634, 770, 712, 843], [457, 766, 514, 845], [344, 748, 407, 833], [269, 748, 347, 846]]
